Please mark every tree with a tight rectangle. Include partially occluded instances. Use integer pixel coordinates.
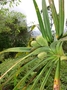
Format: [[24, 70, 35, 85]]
[[0, 0, 21, 6], [0, 0, 67, 90], [0, 8, 30, 51]]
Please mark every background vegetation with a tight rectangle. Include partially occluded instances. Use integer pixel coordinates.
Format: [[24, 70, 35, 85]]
[[0, 8, 30, 50]]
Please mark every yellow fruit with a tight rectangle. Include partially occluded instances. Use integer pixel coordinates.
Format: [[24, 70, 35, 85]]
[[36, 35, 48, 46], [38, 52, 47, 59], [31, 41, 40, 47]]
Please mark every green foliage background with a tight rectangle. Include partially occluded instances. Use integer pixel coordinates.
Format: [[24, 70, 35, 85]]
[[0, 8, 30, 51]]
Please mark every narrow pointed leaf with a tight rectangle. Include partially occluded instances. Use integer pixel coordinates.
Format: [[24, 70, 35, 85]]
[[53, 59, 60, 90], [48, 0, 59, 38], [0, 47, 31, 54], [42, 0, 53, 41], [59, 0, 64, 37], [33, 0, 47, 40]]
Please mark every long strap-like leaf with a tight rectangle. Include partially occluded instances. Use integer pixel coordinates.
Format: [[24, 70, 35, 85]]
[[42, 0, 53, 41], [59, 0, 64, 37], [53, 59, 60, 90], [48, 0, 59, 38], [33, 0, 47, 40], [0, 47, 31, 54]]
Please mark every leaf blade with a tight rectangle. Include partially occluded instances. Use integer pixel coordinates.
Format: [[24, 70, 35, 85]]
[[48, 0, 59, 38], [0, 47, 31, 54], [33, 0, 47, 40], [42, 0, 53, 41], [59, 0, 64, 37]]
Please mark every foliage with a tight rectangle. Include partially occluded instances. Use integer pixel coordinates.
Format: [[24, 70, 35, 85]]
[[0, 0, 21, 6], [0, 0, 67, 90], [0, 8, 30, 51]]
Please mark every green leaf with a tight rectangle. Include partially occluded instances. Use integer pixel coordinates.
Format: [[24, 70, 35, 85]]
[[33, 0, 47, 40], [54, 59, 60, 79], [59, 0, 64, 37], [48, 0, 59, 38], [53, 59, 60, 90], [0, 47, 31, 54], [42, 0, 53, 41]]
